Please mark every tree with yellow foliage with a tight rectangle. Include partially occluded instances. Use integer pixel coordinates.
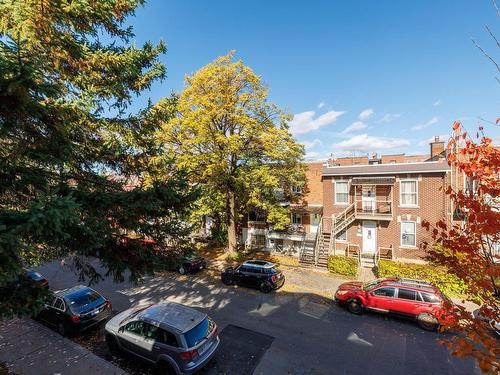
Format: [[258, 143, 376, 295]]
[[158, 52, 305, 253]]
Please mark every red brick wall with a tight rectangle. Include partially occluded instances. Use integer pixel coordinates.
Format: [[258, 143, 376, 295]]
[[302, 161, 324, 205], [322, 173, 448, 261]]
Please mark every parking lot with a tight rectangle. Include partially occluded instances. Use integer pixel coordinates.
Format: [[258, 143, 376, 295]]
[[33, 258, 479, 375]]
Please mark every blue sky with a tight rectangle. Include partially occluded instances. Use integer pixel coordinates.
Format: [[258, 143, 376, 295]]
[[128, 0, 499, 160]]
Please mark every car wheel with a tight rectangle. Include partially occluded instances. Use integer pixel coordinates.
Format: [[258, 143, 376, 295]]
[[347, 299, 363, 315], [57, 322, 67, 336], [222, 276, 233, 286], [417, 313, 439, 331], [156, 360, 176, 375], [178, 266, 186, 275], [260, 282, 272, 293], [106, 335, 120, 356]]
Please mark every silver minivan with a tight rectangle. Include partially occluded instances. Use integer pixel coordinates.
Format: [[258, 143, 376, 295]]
[[105, 302, 219, 374]]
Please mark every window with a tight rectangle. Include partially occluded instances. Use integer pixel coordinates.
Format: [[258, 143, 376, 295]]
[[291, 185, 302, 194], [335, 181, 349, 204], [155, 327, 179, 347], [53, 298, 65, 311], [464, 175, 478, 197], [248, 210, 266, 222], [401, 221, 416, 247], [420, 293, 440, 304], [397, 289, 417, 300], [291, 212, 302, 224], [125, 321, 145, 336], [184, 318, 210, 347], [336, 229, 347, 242], [400, 180, 418, 206], [373, 287, 396, 297]]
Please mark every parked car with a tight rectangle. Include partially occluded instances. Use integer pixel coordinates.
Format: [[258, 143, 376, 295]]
[[24, 269, 49, 289], [221, 260, 285, 293], [37, 285, 112, 336], [105, 302, 219, 375], [176, 252, 206, 275], [334, 277, 455, 331], [473, 308, 500, 338]]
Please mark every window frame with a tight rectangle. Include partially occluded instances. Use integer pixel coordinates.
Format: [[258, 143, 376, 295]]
[[291, 212, 302, 225], [335, 228, 347, 242], [396, 288, 417, 301], [334, 180, 350, 205], [52, 297, 66, 312], [399, 179, 419, 207], [400, 221, 417, 248], [372, 287, 396, 298], [291, 185, 302, 194]]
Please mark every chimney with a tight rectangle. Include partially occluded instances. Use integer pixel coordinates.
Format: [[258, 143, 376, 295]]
[[430, 136, 445, 159]]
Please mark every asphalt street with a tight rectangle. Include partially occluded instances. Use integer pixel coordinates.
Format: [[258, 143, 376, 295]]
[[36, 259, 479, 375]]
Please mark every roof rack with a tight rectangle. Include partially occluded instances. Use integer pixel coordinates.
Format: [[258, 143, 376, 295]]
[[398, 278, 433, 287]]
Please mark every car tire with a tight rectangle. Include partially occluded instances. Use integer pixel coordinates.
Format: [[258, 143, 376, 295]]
[[222, 276, 233, 286], [156, 360, 176, 375], [417, 313, 439, 331], [57, 322, 67, 336], [106, 335, 120, 356], [178, 266, 186, 275], [347, 299, 363, 315], [260, 282, 272, 293]]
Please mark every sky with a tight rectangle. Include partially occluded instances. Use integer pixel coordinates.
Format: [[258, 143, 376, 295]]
[[126, 0, 500, 160]]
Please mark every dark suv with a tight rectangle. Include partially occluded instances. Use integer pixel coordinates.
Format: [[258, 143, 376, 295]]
[[221, 260, 285, 293]]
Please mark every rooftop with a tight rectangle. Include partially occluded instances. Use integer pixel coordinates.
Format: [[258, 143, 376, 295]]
[[138, 301, 206, 334], [322, 160, 449, 176], [243, 260, 276, 268]]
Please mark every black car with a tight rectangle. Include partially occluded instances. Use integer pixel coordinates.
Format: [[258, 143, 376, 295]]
[[37, 285, 112, 336], [221, 260, 285, 293], [177, 252, 207, 274], [24, 269, 49, 289]]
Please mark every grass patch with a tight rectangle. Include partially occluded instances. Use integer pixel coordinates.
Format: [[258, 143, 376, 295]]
[[327, 256, 358, 277]]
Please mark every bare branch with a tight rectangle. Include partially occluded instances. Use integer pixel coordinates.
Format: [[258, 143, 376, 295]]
[[485, 25, 500, 49], [472, 38, 500, 73], [492, 0, 500, 17]]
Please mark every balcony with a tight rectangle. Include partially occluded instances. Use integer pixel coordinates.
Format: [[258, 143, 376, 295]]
[[354, 199, 393, 220], [268, 224, 306, 240]]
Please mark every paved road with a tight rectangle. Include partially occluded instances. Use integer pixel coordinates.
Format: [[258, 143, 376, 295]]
[[36, 259, 479, 375]]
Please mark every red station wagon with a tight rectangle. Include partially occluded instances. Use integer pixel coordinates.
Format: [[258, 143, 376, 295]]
[[335, 277, 456, 331]]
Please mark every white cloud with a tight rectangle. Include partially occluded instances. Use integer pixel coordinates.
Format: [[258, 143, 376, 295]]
[[302, 139, 323, 149], [305, 151, 320, 160], [358, 108, 374, 121], [289, 110, 345, 135], [412, 116, 439, 131], [342, 121, 367, 134], [317, 101, 325, 109], [433, 99, 441, 106], [417, 134, 448, 147], [377, 113, 401, 123], [334, 134, 410, 152]]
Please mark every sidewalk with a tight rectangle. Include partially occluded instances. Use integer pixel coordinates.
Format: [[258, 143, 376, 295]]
[[0, 319, 128, 375]]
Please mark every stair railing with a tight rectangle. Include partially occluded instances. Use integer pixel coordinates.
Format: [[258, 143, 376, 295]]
[[313, 216, 323, 266]]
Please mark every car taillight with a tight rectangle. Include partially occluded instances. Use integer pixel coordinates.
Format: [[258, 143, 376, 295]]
[[271, 275, 277, 283], [180, 349, 199, 361], [70, 315, 80, 323], [106, 300, 112, 309]]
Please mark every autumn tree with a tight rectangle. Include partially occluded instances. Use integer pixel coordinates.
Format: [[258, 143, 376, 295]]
[[0, 0, 198, 318], [157, 52, 305, 253], [422, 123, 499, 374]]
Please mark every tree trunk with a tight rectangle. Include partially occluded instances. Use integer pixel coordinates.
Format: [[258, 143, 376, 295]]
[[227, 189, 237, 253]]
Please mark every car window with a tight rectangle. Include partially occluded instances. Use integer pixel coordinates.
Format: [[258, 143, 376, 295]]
[[53, 298, 65, 311], [373, 287, 396, 297], [124, 320, 145, 336], [420, 292, 440, 303], [397, 289, 417, 300], [156, 328, 179, 347], [184, 318, 209, 347], [68, 289, 105, 313]]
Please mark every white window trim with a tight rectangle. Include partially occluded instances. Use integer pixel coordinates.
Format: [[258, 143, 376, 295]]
[[334, 180, 350, 206], [335, 228, 348, 243], [291, 212, 302, 225], [400, 221, 417, 248], [291, 185, 302, 194], [399, 179, 419, 208]]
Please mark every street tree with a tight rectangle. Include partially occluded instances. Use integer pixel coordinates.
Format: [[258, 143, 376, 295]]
[[0, 0, 198, 318], [157, 52, 305, 253], [422, 123, 499, 374]]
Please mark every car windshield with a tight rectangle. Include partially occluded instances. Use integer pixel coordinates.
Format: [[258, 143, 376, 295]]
[[363, 279, 382, 291], [26, 270, 42, 280], [184, 317, 209, 347], [68, 289, 105, 313]]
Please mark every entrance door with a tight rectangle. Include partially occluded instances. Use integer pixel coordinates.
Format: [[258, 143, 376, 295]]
[[362, 186, 376, 212], [362, 221, 377, 253], [310, 213, 320, 233]]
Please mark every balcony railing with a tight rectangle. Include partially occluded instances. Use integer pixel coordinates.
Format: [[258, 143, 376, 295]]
[[354, 200, 392, 218], [268, 224, 305, 238]]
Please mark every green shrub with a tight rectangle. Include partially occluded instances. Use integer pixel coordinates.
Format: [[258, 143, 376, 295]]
[[327, 256, 358, 277], [376, 260, 467, 297]]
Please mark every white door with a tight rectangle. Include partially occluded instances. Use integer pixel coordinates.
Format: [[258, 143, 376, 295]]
[[362, 186, 375, 212], [310, 213, 320, 233], [362, 221, 377, 253]]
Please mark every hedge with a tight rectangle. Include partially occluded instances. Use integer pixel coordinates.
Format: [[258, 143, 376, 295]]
[[376, 260, 467, 297], [327, 256, 358, 277]]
